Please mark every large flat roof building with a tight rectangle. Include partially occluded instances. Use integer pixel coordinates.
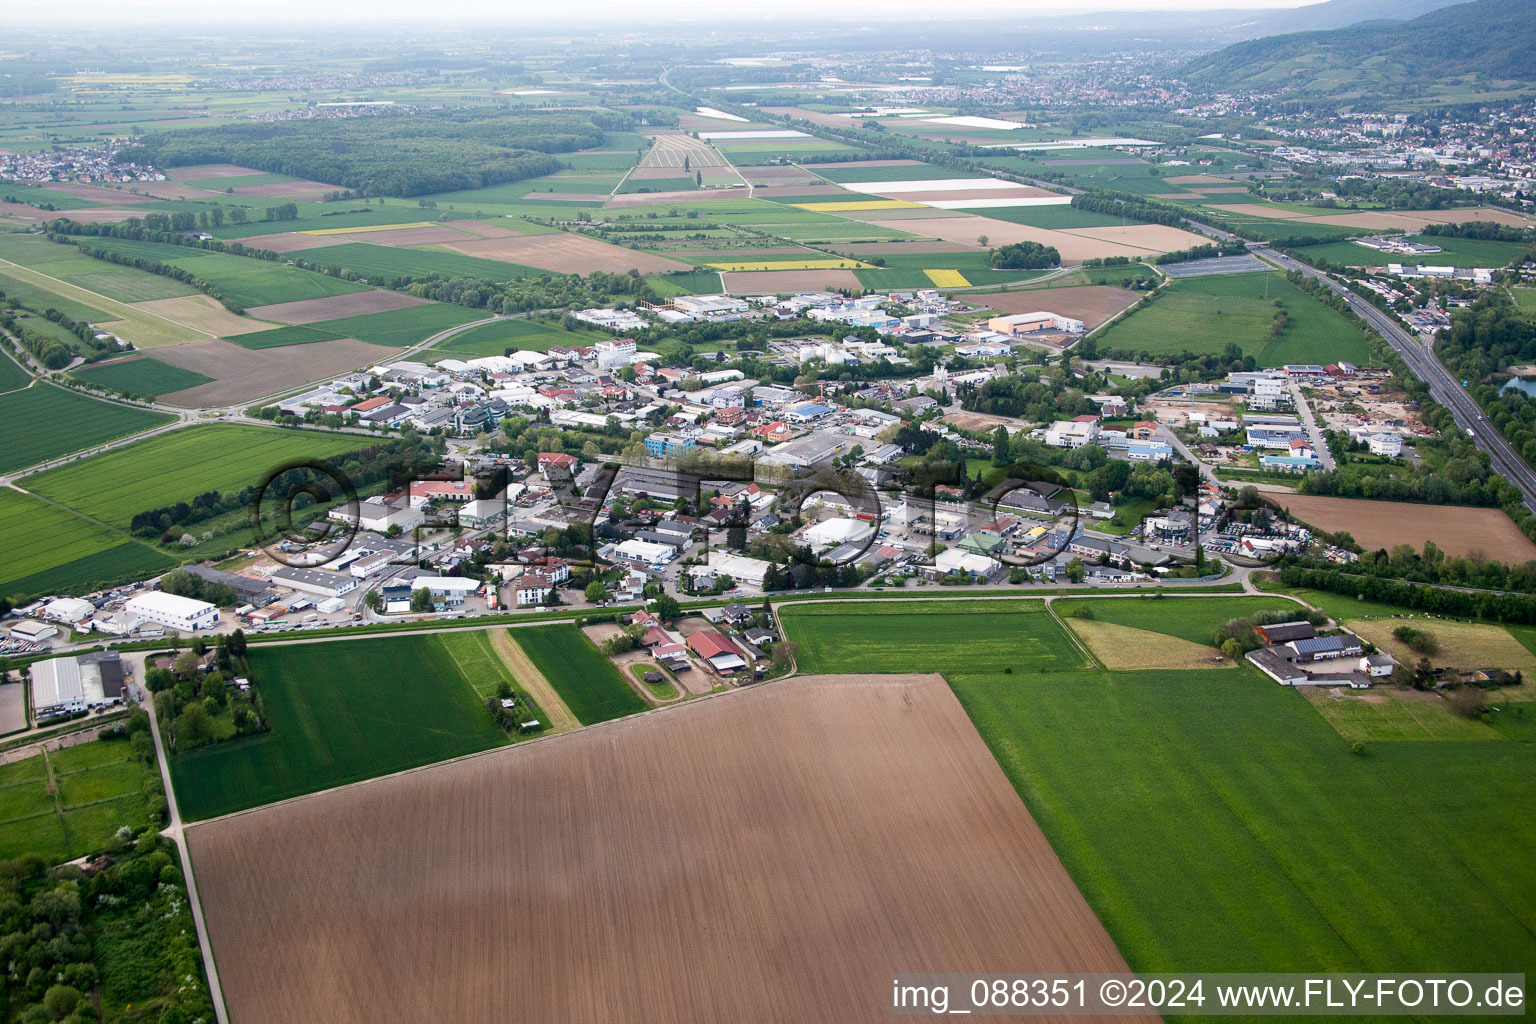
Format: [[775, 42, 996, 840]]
[[125, 592, 219, 632]]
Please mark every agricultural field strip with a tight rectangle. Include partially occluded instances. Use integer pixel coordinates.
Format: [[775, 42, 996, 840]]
[[0, 257, 213, 338]]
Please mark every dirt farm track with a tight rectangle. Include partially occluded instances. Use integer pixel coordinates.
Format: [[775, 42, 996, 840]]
[[187, 674, 1152, 1024]]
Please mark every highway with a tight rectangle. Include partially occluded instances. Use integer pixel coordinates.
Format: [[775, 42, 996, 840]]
[[1252, 244, 1536, 512], [1180, 215, 1536, 512]]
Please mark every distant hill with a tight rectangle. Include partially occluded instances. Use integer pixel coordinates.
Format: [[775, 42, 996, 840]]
[[1235, 0, 1463, 34], [1181, 0, 1536, 98]]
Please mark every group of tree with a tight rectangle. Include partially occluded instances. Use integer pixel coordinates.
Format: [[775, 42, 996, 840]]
[[1154, 239, 1247, 265], [1072, 190, 1194, 229], [1284, 538, 1536, 595], [115, 107, 629, 197], [0, 822, 214, 1023], [988, 240, 1060, 270], [147, 630, 260, 750]]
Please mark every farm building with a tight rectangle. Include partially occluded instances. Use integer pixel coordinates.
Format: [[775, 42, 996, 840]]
[[126, 592, 219, 632], [687, 630, 749, 675], [1245, 627, 1392, 688]]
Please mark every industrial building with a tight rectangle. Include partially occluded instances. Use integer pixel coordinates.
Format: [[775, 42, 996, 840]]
[[30, 651, 126, 719], [270, 567, 359, 599], [125, 592, 219, 632]]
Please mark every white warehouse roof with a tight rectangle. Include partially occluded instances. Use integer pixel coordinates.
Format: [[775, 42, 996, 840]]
[[126, 591, 217, 618], [42, 597, 95, 623]]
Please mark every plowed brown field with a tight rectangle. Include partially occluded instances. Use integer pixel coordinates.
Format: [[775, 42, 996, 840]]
[[1277, 494, 1536, 562], [188, 673, 1149, 1024]]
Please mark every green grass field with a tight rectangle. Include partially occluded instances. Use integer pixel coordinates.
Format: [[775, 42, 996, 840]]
[[170, 634, 510, 821], [0, 738, 152, 863], [299, 241, 541, 283], [0, 383, 173, 474], [1296, 234, 1532, 270], [301, 302, 485, 346], [1050, 595, 1302, 645], [225, 323, 341, 349], [645, 271, 724, 296], [951, 664, 1536, 977], [513, 624, 648, 724], [0, 349, 30, 392], [79, 236, 370, 308], [0, 233, 200, 304], [0, 269, 112, 321], [434, 316, 614, 357], [618, 176, 699, 194], [779, 591, 1536, 978], [73, 357, 213, 397], [1093, 271, 1373, 367], [0, 489, 172, 598], [25, 424, 368, 529], [780, 599, 1085, 675]]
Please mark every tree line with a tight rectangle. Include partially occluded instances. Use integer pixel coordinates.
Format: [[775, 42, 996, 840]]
[[1278, 565, 1536, 623]]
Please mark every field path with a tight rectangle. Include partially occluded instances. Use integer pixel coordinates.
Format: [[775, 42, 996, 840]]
[[490, 629, 579, 733]]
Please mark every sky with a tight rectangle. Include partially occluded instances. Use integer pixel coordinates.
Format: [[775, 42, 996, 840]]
[[11, 0, 1323, 27]]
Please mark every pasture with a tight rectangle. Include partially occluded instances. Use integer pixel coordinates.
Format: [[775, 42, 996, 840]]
[[779, 599, 1084, 675], [950, 663, 1536, 977], [509, 625, 648, 724], [73, 356, 214, 397], [25, 424, 367, 529], [0, 738, 153, 864], [187, 673, 1147, 1024], [1302, 686, 1504, 742], [1347, 618, 1536, 674], [1049, 595, 1300, 645], [1064, 616, 1231, 670], [0, 489, 171, 599], [170, 634, 509, 821], [1093, 271, 1373, 367], [0, 384, 173, 474]]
